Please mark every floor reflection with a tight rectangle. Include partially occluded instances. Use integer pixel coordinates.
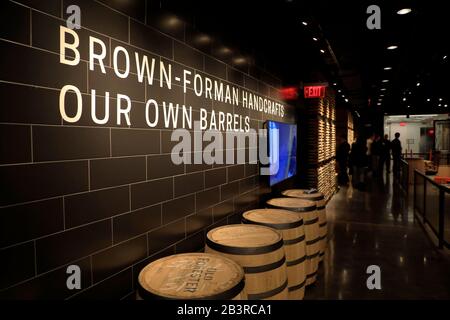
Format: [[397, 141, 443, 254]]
[[305, 173, 450, 299]]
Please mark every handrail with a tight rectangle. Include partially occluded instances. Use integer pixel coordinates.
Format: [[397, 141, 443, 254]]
[[413, 169, 449, 249], [403, 152, 450, 165]]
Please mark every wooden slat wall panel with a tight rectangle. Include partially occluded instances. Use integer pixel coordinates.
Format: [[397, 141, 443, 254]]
[[304, 90, 337, 201]]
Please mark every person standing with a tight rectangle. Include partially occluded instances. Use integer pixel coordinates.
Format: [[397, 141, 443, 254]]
[[350, 136, 368, 190], [379, 134, 391, 174], [336, 134, 351, 185], [391, 132, 402, 177]]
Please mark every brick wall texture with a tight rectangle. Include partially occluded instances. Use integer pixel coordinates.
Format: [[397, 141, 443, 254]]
[[0, 0, 295, 299]]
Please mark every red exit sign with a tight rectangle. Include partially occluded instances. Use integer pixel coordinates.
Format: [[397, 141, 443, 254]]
[[304, 86, 326, 98], [279, 87, 298, 100]]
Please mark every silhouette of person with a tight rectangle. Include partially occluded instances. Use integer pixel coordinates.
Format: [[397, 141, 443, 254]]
[[391, 132, 402, 178]]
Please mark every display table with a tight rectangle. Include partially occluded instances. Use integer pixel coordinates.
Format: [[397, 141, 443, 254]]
[[437, 165, 450, 177]]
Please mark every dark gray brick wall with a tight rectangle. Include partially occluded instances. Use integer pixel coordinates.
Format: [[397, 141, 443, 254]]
[[0, 0, 293, 299]]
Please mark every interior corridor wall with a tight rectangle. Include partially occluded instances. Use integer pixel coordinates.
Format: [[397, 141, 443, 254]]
[[0, 0, 295, 299]]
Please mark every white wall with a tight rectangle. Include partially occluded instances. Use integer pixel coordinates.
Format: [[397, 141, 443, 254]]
[[387, 122, 423, 154], [384, 114, 450, 156]]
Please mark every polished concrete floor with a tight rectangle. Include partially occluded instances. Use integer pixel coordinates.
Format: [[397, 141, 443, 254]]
[[305, 173, 450, 299]]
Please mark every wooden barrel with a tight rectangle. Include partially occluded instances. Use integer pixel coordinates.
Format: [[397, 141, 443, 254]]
[[205, 224, 288, 300], [282, 189, 328, 262], [266, 198, 319, 286], [242, 209, 306, 300], [137, 253, 246, 300]]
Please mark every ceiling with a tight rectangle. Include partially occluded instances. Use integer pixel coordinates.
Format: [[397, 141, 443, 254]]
[[296, 0, 450, 116], [154, 0, 449, 119], [385, 114, 449, 124]]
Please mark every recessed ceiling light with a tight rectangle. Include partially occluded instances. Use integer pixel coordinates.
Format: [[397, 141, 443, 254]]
[[427, 98, 431, 102], [196, 34, 212, 44], [345, 98, 349, 102], [416, 82, 421, 86], [219, 47, 232, 55], [313, 37, 318, 41], [438, 104, 442, 107], [380, 94, 384, 97], [439, 98, 443, 101], [384, 67, 392, 70], [397, 8, 412, 15], [342, 95, 345, 98], [302, 21, 308, 26], [377, 103, 382, 106], [445, 104, 448, 107], [338, 89, 341, 93], [333, 82, 337, 86], [444, 55, 448, 60], [381, 88, 387, 91], [407, 105, 411, 108], [387, 45, 398, 50], [233, 57, 246, 65], [382, 80, 389, 83], [403, 97, 407, 101], [320, 49, 325, 53]]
